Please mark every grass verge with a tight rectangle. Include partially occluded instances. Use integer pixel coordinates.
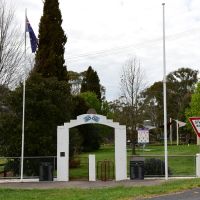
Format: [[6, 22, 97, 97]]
[[1, 178, 200, 200]]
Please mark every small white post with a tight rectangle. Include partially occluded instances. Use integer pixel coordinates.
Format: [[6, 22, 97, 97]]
[[89, 154, 96, 181], [197, 136, 200, 146], [196, 154, 200, 177]]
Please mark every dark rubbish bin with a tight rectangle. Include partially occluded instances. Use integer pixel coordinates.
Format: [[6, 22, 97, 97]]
[[130, 157, 144, 180], [39, 162, 53, 181]]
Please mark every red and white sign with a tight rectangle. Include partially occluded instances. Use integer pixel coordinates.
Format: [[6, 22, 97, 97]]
[[189, 117, 200, 137]]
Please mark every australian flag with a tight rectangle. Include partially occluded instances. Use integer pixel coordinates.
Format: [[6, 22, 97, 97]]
[[26, 17, 38, 53]]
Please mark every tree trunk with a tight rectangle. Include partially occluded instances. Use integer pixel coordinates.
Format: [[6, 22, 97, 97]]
[[131, 129, 136, 155], [131, 141, 136, 155]]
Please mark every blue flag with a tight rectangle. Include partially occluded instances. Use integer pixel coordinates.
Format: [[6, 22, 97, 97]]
[[26, 17, 38, 53]]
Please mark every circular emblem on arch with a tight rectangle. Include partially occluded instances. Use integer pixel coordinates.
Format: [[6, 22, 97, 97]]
[[84, 115, 100, 122]]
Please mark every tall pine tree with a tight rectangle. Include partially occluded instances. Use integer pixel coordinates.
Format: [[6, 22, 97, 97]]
[[80, 67, 102, 152], [81, 66, 101, 100], [35, 0, 67, 80]]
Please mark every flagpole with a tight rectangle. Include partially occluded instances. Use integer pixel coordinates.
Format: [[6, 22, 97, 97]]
[[176, 120, 179, 146], [162, 3, 168, 180], [20, 8, 27, 182]]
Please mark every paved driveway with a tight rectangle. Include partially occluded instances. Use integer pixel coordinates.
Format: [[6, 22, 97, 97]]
[[144, 188, 200, 200]]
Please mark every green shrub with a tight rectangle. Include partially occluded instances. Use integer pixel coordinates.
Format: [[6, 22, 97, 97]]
[[144, 158, 172, 176]]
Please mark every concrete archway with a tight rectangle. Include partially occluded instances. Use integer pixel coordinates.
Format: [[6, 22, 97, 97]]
[[57, 114, 127, 181]]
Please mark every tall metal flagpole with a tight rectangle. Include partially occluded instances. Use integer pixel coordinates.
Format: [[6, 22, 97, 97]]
[[170, 117, 172, 145], [20, 8, 27, 182], [162, 3, 168, 180]]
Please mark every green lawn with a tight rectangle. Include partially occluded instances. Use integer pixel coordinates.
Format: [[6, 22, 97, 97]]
[[1, 178, 200, 200], [136, 144, 200, 155], [69, 145, 115, 180], [69, 144, 200, 179], [136, 144, 199, 176]]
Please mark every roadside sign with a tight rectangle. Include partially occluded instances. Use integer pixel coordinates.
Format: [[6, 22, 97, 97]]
[[189, 117, 200, 137], [138, 128, 149, 144]]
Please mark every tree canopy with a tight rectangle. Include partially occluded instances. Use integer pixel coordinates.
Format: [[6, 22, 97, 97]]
[[0, 73, 72, 157], [35, 0, 67, 80], [186, 82, 200, 127], [81, 66, 101, 100], [143, 68, 198, 126]]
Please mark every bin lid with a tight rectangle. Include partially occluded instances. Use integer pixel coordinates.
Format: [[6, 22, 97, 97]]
[[130, 157, 145, 161], [41, 162, 52, 166]]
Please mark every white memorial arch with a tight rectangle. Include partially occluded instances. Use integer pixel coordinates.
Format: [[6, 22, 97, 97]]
[[57, 114, 127, 181]]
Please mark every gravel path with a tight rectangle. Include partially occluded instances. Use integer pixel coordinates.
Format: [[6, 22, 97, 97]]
[[0, 179, 164, 189]]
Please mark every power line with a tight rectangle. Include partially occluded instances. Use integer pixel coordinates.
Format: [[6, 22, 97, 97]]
[[66, 27, 200, 63]]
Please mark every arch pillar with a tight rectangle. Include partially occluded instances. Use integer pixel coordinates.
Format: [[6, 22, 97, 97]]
[[115, 126, 127, 181], [57, 126, 69, 181]]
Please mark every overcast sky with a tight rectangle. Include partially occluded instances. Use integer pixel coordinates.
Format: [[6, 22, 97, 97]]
[[8, 0, 200, 100]]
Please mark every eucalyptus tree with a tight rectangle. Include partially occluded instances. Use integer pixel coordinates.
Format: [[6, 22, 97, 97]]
[[142, 68, 198, 143]]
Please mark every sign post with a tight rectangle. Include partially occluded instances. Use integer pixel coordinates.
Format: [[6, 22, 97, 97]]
[[189, 117, 200, 138]]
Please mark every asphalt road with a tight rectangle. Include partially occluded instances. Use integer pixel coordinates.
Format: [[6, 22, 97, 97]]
[[144, 188, 200, 200]]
